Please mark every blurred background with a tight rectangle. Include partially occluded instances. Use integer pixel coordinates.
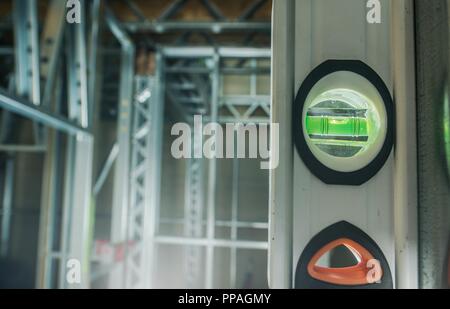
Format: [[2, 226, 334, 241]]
[[0, 0, 272, 288]]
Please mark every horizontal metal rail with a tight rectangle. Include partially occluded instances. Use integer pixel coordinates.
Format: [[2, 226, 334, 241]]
[[160, 218, 269, 229], [124, 21, 271, 33], [161, 46, 271, 59], [155, 236, 268, 250], [0, 89, 91, 136]]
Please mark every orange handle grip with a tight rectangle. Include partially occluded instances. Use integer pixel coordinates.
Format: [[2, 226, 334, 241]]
[[307, 238, 381, 286]]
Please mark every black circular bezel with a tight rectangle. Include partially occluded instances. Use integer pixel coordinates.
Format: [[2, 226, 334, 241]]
[[293, 60, 395, 186]]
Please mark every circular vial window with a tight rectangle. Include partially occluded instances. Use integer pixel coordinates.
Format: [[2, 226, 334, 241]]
[[294, 60, 394, 185]]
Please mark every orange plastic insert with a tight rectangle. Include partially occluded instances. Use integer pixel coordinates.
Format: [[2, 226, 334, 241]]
[[307, 238, 382, 286]]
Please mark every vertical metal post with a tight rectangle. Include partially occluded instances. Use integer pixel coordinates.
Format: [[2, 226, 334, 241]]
[[57, 62, 76, 288], [36, 0, 67, 289], [106, 9, 135, 288], [125, 71, 164, 289], [36, 75, 65, 289], [68, 135, 94, 289], [88, 0, 101, 124], [64, 0, 94, 288], [37, 59, 62, 288], [40, 0, 67, 108], [13, 0, 40, 105], [110, 61, 134, 288], [250, 59, 257, 97], [126, 76, 152, 288], [125, 52, 165, 289], [36, 128, 61, 289], [205, 52, 219, 289], [39, 10, 67, 277], [268, 0, 294, 289], [392, 0, 418, 289], [111, 45, 133, 261], [0, 158, 14, 257], [229, 157, 239, 288], [184, 128, 204, 288], [69, 8, 89, 129], [15, 0, 46, 289], [11, 2, 40, 260], [147, 52, 165, 289], [13, 0, 41, 144], [59, 136, 75, 289]]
